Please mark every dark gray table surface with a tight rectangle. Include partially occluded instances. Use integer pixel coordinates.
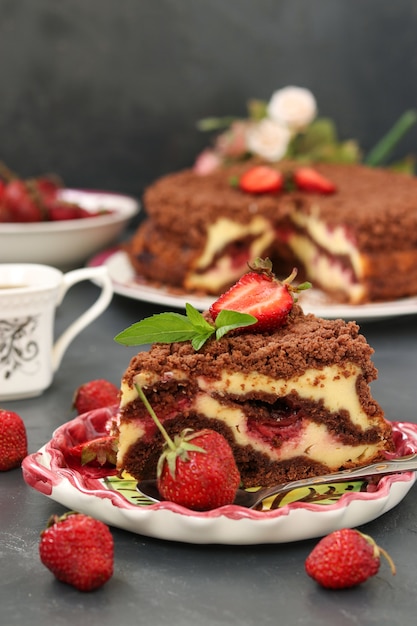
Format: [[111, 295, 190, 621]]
[[1, 280, 417, 626]]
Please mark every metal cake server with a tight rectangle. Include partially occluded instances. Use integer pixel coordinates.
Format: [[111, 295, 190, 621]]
[[136, 453, 417, 509]]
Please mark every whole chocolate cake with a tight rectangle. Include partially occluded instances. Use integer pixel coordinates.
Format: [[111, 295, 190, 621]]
[[125, 161, 417, 303]]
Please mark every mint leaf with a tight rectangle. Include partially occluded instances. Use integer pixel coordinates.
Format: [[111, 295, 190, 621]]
[[191, 333, 215, 351], [214, 310, 257, 340], [185, 303, 214, 333], [114, 312, 197, 346], [184, 303, 217, 349], [114, 304, 257, 349]]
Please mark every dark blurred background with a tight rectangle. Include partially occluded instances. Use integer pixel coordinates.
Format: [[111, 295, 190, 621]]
[[1, 0, 417, 202]]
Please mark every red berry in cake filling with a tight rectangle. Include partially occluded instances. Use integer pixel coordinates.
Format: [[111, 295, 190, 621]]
[[227, 240, 251, 271], [245, 398, 304, 446], [305, 528, 396, 589], [250, 418, 302, 447], [239, 165, 284, 194], [210, 258, 309, 332], [136, 395, 192, 440], [293, 167, 336, 194]]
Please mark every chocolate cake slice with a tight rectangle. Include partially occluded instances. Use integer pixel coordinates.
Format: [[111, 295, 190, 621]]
[[114, 303, 394, 488]]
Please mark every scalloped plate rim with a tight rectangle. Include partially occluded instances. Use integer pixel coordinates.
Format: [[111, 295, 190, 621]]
[[21, 412, 417, 544]]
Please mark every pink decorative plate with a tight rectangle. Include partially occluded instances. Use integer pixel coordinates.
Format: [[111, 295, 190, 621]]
[[22, 408, 417, 545]]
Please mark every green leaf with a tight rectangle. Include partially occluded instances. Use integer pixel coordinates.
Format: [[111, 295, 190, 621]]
[[114, 312, 197, 346], [196, 116, 238, 132], [296, 281, 312, 292], [185, 303, 214, 332], [247, 98, 268, 121], [191, 332, 215, 351], [214, 310, 257, 340], [387, 155, 416, 175], [115, 304, 257, 350], [365, 110, 417, 166]]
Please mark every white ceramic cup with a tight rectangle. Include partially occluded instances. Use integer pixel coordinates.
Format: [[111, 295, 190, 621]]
[[0, 263, 113, 401]]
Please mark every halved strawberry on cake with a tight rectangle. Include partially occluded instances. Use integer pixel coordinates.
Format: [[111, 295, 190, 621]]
[[113, 259, 394, 488]]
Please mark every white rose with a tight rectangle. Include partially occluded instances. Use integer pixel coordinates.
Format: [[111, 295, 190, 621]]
[[267, 86, 317, 131], [246, 119, 291, 162]]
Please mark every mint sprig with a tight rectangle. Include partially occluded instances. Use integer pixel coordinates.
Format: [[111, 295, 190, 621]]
[[114, 303, 257, 351]]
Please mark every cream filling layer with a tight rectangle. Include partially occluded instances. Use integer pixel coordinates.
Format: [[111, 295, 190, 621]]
[[117, 388, 381, 468], [288, 208, 366, 303], [123, 363, 370, 430], [117, 421, 145, 466], [185, 216, 274, 291], [196, 364, 369, 429], [194, 393, 379, 466]]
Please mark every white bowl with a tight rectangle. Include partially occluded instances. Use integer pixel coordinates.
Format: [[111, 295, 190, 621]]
[[0, 188, 140, 270]]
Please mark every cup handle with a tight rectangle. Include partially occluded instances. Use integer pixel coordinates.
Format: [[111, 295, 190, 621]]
[[52, 266, 113, 372]]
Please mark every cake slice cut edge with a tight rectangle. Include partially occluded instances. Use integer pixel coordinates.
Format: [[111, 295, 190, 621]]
[[113, 304, 394, 489]]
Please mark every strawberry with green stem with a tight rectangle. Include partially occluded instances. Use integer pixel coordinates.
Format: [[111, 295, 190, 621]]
[[135, 384, 241, 511], [305, 528, 396, 589], [210, 258, 311, 333], [39, 511, 114, 591]]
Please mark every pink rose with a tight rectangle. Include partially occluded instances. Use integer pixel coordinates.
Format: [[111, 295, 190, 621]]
[[193, 149, 222, 175], [215, 121, 250, 158]]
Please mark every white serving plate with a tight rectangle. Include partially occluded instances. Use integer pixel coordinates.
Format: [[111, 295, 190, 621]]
[[89, 248, 417, 322]]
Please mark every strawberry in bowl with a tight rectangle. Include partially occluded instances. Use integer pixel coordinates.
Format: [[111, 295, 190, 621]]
[[0, 163, 139, 269]]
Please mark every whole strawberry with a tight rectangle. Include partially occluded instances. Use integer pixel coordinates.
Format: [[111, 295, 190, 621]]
[[136, 385, 240, 511], [0, 409, 28, 471], [73, 379, 119, 414], [158, 428, 240, 511], [39, 512, 114, 591], [305, 528, 396, 589], [209, 258, 310, 333]]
